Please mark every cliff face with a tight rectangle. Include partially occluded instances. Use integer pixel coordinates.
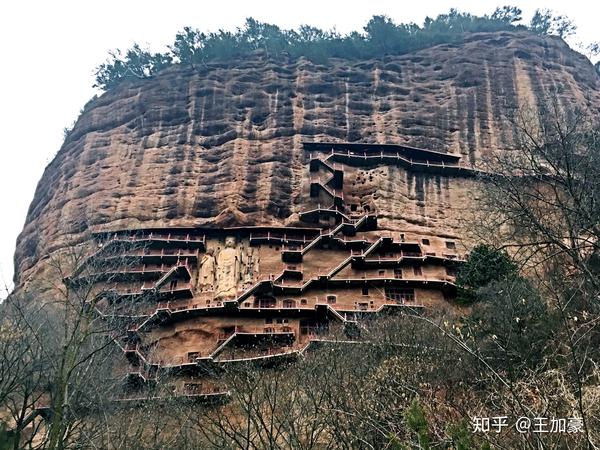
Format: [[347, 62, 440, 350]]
[[14, 30, 599, 284]]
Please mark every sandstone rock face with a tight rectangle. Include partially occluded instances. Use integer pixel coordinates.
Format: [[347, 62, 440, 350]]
[[15, 31, 599, 285], [14, 30, 600, 397]]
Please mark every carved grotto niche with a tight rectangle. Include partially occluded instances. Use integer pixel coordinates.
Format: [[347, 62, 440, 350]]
[[198, 248, 216, 292], [215, 236, 241, 299]]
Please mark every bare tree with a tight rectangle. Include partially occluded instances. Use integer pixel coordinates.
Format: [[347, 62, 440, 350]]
[[463, 97, 600, 448], [0, 236, 165, 449]]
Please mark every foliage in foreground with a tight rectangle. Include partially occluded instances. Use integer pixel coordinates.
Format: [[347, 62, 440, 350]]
[[455, 244, 518, 305], [2, 101, 600, 449], [0, 271, 596, 449], [94, 6, 576, 90]]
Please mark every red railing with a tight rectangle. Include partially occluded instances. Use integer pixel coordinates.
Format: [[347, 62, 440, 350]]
[[109, 232, 205, 243], [249, 232, 310, 243], [217, 327, 238, 341], [157, 282, 192, 294], [118, 248, 198, 258]]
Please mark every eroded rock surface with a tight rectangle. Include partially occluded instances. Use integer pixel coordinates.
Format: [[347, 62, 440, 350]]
[[15, 31, 600, 285]]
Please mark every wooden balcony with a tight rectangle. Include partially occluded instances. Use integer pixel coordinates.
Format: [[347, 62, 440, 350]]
[[104, 232, 206, 249], [249, 231, 314, 245]]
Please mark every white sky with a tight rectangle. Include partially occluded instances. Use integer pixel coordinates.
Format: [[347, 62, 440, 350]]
[[0, 0, 598, 297]]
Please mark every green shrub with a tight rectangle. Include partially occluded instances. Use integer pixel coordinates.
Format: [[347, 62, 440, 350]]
[[94, 6, 579, 91], [456, 244, 518, 305], [405, 399, 430, 450]]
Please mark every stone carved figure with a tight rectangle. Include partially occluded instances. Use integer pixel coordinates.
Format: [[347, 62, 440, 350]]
[[215, 236, 241, 299], [198, 249, 216, 291], [244, 247, 255, 283], [253, 248, 260, 279]]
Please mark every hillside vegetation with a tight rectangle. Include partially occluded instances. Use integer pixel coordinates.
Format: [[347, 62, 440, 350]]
[[94, 7, 578, 91]]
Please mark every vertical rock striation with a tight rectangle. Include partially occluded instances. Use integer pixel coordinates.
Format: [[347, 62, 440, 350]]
[[14, 31, 600, 285]]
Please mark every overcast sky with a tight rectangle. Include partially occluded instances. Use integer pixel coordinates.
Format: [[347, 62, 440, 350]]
[[0, 0, 598, 296]]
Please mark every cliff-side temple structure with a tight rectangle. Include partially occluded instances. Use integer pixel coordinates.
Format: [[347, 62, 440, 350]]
[[14, 31, 600, 402], [79, 142, 473, 401]]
